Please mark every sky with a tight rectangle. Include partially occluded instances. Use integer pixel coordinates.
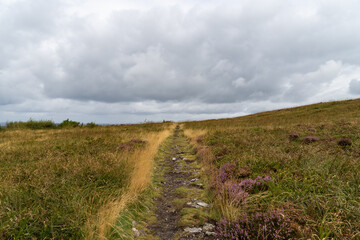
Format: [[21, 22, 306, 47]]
[[1, 0, 360, 124]]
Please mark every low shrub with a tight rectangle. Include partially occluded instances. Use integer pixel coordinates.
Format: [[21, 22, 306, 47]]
[[6, 120, 56, 129], [216, 209, 295, 240], [58, 119, 81, 128], [86, 122, 98, 128]]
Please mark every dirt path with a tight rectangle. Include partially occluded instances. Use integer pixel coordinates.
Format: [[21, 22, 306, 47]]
[[147, 126, 216, 240]]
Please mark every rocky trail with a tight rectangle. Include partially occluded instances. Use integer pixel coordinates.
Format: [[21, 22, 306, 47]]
[[143, 126, 216, 239]]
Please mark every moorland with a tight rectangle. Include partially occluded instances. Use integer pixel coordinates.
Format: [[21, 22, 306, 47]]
[[0, 99, 359, 239]]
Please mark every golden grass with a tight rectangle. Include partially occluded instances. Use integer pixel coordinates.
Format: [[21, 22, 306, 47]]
[[0, 123, 173, 239], [86, 125, 174, 239], [183, 127, 207, 144]]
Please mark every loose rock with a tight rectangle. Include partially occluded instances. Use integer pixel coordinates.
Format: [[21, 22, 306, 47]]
[[187, 199, 210, 208], [196, 200, 209, 208], [203, 223, 215, 232], [132, 228, 140, 238], [184, 227, 202, 233], [205, 231, 217, 236], [186, 201, 199, 208]]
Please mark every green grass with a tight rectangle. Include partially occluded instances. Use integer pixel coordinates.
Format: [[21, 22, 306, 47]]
[[184, 99, 360, 239], [2, 99, 360, 239], [0, 123, 170, 239]]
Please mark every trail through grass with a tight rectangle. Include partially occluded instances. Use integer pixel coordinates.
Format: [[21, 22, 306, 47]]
[[116, 126, 216, 239], [0, 123, 173, 239]]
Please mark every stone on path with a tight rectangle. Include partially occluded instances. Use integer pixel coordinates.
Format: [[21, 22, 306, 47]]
[[186, 199, 210, 208], [184, 227, 202, 233], [203, 223, 215, 232], [196, 200, 210, 208], [205, 231, 216, 236]]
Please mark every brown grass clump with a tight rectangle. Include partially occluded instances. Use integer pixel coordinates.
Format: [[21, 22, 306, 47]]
[[237, 166, 252, 178], [337, 137, 352, 147], [302, 136, 319, 144], [289, 132, 300, 141]]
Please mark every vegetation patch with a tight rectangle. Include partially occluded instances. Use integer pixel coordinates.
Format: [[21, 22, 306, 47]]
[[0, 122, 172, 239], [184, 99, 360, 239]]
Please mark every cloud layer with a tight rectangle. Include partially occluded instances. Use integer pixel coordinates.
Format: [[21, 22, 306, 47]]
[[1, 0, 360, 123]]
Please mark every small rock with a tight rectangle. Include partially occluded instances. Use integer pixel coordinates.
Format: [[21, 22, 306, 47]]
[[196, 200, 209, 208], [203, 223, 215, 232], [132, 220, 138, 227], [190, 178, 199, 182], [132, 228, 140, 238], [205, 231, 217, 236], [186, 202, 199, 208], [172, 157, 176, 161], [302, 136, 319, 144], [184, 227, 202, 233]]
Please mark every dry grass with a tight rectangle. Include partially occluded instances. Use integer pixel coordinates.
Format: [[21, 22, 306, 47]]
[[86, 128, 173, 239], [0, 123, 173, 239], [182, 128, 207, 146]]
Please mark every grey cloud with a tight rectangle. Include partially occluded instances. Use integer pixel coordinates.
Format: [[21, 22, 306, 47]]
[[40, 1, 360, 104], [349, 79, 360, 95], [1, 0, 360, 123], [281, 60, 342, 102]]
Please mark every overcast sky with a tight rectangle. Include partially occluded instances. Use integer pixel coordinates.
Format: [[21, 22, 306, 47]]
[[1, 0, 360, 124]]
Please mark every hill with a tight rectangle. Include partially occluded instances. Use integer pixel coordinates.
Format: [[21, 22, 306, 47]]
[[183, 98, 360, 239], [0, 99, 359, 239]]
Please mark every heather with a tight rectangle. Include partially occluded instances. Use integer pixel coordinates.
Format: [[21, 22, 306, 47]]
[[184, 99, 360, 239], [216, 209, 294, 240]]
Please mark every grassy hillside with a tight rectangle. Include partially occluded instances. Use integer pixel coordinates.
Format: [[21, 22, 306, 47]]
[[184, 99, 360, 239], [0, 123, 172, 239]]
